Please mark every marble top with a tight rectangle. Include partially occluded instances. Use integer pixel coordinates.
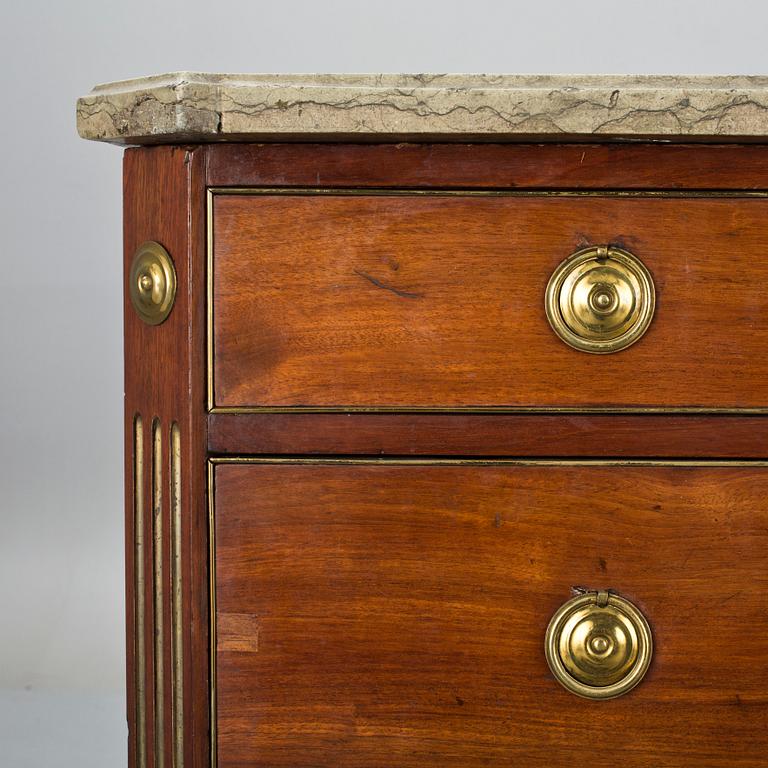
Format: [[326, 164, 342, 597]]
[[77, 73, 768, 144]]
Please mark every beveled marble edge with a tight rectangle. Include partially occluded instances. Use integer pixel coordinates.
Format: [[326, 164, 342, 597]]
[[77, 72, 768, 144]]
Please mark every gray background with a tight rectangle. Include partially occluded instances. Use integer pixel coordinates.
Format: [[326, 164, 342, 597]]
[[1, 0, 766, 764]]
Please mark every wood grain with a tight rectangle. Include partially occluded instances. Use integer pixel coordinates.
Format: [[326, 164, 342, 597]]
[[124, 146, 209, 768], [212, 193, 768, 409], [207, 412, 768, 457], [206, 142, 768, 190], [214, 462, 768, 768]]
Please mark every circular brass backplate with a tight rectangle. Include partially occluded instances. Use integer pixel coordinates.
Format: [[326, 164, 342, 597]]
[[545, 246, 655, 354], [545, 591, 653, 700], [129, 241, 177, 326]]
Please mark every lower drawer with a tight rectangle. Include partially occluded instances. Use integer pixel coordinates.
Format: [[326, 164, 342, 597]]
[[211, 460, 768, 767]]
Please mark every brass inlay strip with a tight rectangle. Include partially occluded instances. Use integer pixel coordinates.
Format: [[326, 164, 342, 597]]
[[133, 415, 146, 768], [170, 423, 183, 768], [206, 186, 768, 415], [208, 461, 218, 768], [209, 457, 768, 467], [210, 405, 768, 415], [214, 187, 768, 199], [207, 456, 767, 767], [152, 419, 165, 768], [207, 189, 214, 415]]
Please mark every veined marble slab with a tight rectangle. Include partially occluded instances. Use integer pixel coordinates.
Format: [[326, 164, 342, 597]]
[[77, 73, 768, 144]]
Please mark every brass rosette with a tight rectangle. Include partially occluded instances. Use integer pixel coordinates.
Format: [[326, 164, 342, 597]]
[[129, 241, 177, 326]]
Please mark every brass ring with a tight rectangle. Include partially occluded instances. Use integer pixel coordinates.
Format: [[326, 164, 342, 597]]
[[545, 246, 655, 354], [545, 590, 653, 700]]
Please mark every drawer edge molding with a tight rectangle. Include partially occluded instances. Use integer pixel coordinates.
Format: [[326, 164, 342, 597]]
[[206, 186, 768, 415], [208, 457, 768, 467]]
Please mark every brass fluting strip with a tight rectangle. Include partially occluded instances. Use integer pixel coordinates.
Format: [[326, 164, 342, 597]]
[[170, 423, 183, 767], [153, 418, 165, 768], [134, 415, 146, 768]]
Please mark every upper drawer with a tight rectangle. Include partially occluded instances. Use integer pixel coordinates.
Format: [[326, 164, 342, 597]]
[[209, 191, 768, 411]]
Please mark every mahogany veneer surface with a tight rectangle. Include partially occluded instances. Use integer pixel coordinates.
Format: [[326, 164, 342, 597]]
[[208, 412, 768, 457], [206, 143, 768, 190], [213, 462, 768, 768], [124, 146, 209, 768], [212, 193, 768, 409]]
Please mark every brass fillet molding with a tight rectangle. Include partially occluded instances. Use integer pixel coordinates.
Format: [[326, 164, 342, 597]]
[[133, 418, 183, 768], [133, 414, 147, 768], [206, 186, 768, 415], [208, 405, 768, 414], [208, 457, 768, 467], [170, 423, 183, 768], [152, 419, 165, 768]]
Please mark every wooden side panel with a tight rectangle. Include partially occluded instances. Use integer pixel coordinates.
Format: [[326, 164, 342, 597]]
[[214, 462, 768, 768], [206, 143, 768, 190], [212, 193, 768, 409], [124, 146, 208, 768], [208, 412, 768, 457]]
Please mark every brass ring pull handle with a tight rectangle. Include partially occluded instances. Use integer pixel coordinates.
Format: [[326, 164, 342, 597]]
[[545, 590, 653, 700], [545, 245, 655, 354]]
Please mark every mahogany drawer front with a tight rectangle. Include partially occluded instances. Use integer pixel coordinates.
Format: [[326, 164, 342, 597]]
[[211, 461, 768, 768], [211, 192, 768, 411]]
